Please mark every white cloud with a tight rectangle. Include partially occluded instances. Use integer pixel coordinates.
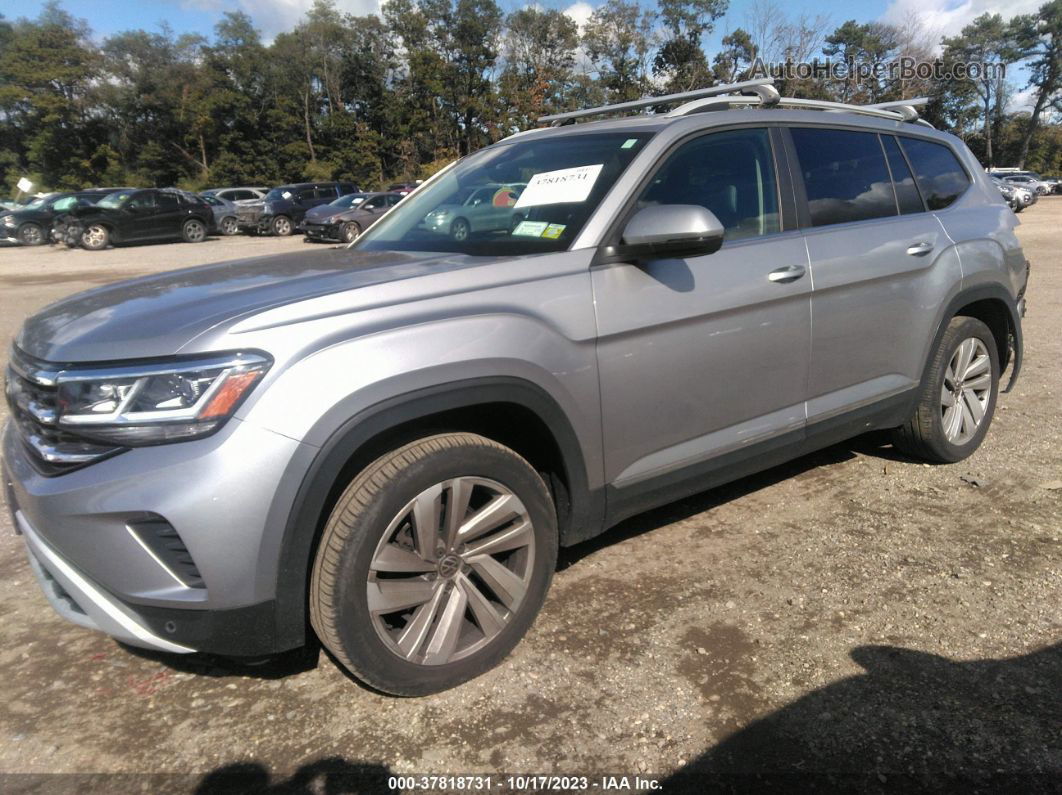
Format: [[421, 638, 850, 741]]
[[182, 0, 382, 38], [880, 0, 1041, 40], [563, 1, 594, 32]]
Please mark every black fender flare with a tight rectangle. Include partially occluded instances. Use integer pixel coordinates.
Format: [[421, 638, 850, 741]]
[[268, 376, 599, 650], [926, 284, 1023, 394]]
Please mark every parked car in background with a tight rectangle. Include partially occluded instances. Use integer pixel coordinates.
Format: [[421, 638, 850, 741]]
[[1041, 177, 1061, 194], [200, 194, 240, 236], [2, 188, 130, 246], [990, 176, 1020, 212], [236, 182, 360, 236], [66, 188, 214, 250], [387, 182, 421, 196], [1001, 174, 1051, 195], [422, 183, 525, 240], [302, 192, 403, 243], [201, 187, 269, 205]]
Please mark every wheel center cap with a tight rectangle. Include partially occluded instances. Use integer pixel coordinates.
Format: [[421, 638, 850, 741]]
[[437, 554, 461, 579]]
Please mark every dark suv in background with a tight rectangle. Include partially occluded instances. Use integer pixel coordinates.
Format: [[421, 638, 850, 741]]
[[2, 189, 130, 246], [68, 188, 215, 250], [237, 182, 359, 236]]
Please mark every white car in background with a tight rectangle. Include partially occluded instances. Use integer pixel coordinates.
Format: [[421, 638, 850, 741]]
[[1001, 174, 1051, 196]]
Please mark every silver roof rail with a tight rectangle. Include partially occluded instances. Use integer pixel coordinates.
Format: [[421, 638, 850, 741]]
[[537, 76, 933, 128], [538, 78, 780, 126], [667, 93, 933, 127]]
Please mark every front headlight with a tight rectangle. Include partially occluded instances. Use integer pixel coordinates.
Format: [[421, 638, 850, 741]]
[[55, 352, 270, 445]]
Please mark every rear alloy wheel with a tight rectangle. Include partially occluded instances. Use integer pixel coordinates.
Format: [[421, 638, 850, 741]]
[[182, 218, 206, 243], [271, 215, 293, 236], [450, 217, 470, 242], [219, 216, 239, 236], [892, 316, 999, 463], [17, 223, 45, 246], [341, 221, 361, 244], [80, 223, 110, 250], [310, 433, 557, 695]]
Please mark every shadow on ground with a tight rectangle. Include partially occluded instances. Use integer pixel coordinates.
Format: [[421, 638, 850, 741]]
[[186, 643, 1060, 793], [662, 641, 1062, 792]]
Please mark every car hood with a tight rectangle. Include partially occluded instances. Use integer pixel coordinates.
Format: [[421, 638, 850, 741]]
[[305, 204, 355, 223], [16, 248, 466, 362]]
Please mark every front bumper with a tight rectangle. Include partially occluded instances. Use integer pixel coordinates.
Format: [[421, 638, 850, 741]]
[[2, 416, 311, 656], [302, 221, 341, 241]]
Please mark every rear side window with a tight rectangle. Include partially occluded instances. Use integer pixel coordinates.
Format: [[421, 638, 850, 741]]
[[899, 138, 970, 210], [158, 192, 180, 210], [791, 128, 896, 226], [637, 127, 780, 240], [882, 136, 924, 214]]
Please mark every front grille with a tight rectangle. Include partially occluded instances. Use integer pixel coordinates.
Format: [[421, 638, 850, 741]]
[[5, 348, 121, 475], [128, 516, 205, 589]]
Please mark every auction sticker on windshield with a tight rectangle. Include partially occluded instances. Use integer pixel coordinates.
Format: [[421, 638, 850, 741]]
[[514, 164, 603, 209]]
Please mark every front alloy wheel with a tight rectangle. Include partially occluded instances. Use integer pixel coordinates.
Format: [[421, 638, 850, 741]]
[[367, 477, 535, 666], [310, 433, 557, 695]]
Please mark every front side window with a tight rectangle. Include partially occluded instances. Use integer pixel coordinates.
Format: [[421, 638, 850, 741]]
[[97, 190, 135, 209], [792, 127, 896, 227], [52, 196, 78, 212], [636, 128, 780, 240], [899, 138, 970, 210], [356, 132, 652, 255]]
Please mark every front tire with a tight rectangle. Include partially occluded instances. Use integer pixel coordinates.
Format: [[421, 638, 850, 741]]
[[341, 221, 361, 244], [219, 216, 238, 236], [80, 223, 110, 250], [892, 316, 999, 463], [271, 215, 293, 236], [450, 217, 470, 242], [310, 433, 557, 696]]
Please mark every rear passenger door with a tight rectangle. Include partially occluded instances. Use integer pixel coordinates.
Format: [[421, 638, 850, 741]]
[[788, 126, 960, 424], [153, 191, 184, 238]]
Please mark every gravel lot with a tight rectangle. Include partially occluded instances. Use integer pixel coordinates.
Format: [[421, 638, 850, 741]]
[[0, 212, 1059, 793]]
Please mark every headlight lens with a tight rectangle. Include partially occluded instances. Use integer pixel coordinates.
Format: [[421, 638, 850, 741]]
[[55, 352, 270, 445]]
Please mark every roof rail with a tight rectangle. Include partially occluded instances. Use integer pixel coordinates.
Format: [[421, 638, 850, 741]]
[[667, 95, 933, 127], [538, 78, 780, 126], [539, 77, 934, 128]]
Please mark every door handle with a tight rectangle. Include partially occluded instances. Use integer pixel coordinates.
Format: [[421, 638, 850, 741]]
[[768, 265, 807, 283], [906, 241, 934, 256]]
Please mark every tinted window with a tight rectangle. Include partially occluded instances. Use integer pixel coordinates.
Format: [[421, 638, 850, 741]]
[[52, 196, 78, 212], [882, 136, 923, 215], [128, 192, 156, 211], [899, 138, 969, 210], [386, 194, 401, 206], [637, 128, 780, 240], [792, 128, 896, 226], [364, 196, 385, 210], [158, 192, 180, 210], [316, 185, 339, 200]]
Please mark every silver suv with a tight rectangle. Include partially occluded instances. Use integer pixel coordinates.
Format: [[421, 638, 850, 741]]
[[2, 81, 1028, 695]]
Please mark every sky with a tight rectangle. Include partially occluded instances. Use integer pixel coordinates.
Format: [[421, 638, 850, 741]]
[[5, 0, 1044, 104]]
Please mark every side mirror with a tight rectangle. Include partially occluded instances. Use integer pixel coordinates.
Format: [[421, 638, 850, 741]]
[[617, 204, 725, 260]]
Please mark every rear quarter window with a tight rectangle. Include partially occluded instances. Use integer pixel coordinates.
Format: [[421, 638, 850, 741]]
[[898, 138, 970, 210]]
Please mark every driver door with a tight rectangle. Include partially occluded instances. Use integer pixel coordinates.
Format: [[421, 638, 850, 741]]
[[592, 127, 811, 503]]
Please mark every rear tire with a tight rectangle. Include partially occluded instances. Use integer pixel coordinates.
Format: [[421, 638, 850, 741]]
[[17, 223, 45, 246], [892, 316, 999, 463], [182, 218, 207, 243], [219, 216, 238, 236], [310, 433, 557, 696]]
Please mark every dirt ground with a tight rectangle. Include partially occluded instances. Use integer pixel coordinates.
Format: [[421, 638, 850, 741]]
[[0, 212, 1058, 794]]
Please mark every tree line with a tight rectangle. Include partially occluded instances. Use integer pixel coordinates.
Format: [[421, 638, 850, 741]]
[[2, 0, 1061, 195]]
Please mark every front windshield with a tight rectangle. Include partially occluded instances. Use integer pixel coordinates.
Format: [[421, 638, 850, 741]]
[[24, 196, 49, 210], [356, 132, 652, 255], [330, 193, 367, 209], [265, 188, 293, 202], [97, 190, 134, 209]]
